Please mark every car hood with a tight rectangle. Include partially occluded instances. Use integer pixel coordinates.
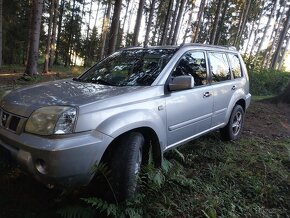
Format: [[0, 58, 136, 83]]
[[0, 79, 148, 117]]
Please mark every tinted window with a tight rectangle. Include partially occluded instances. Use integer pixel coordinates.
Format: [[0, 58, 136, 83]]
[[172, 51, 207, 86], [208, 52, 231, 83], [79, 49, 176, 86], [228, 53, 242, 78]]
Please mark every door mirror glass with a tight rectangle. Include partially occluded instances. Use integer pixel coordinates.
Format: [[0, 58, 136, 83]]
[[169, 76, 194, 91]]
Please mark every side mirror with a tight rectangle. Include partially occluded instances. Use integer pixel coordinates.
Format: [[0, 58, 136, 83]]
[[169, 75, 194, 91]]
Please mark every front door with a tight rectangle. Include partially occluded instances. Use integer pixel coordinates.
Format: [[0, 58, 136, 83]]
[[166, 51, 213, 148]]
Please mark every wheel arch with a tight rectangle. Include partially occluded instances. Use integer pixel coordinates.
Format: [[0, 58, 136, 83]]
[[100, 127, 162, 167]]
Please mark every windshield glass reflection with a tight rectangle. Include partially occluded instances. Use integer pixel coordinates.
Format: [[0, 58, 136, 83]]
[[78, 49, 176, 86]]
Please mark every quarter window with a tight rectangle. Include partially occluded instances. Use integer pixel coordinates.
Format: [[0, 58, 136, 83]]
[[172, 51, 207, 86], [228, 54, 242, 78], [208, 52, 231, 83]]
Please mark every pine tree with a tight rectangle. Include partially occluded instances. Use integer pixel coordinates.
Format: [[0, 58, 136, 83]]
[[24, 0, 44, 75]]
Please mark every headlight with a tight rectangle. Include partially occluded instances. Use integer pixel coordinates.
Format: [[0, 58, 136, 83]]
[[25, 106, 77, 135]]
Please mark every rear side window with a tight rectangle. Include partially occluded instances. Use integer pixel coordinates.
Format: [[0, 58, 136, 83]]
[[208, 52, 231, 83], [228, 53, 242, 78]]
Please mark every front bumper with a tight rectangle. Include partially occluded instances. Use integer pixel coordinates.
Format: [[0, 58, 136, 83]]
[[0, 127, 113, 187]]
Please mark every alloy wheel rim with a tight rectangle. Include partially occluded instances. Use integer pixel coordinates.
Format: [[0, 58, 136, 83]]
[[232, 111, 242, 136]]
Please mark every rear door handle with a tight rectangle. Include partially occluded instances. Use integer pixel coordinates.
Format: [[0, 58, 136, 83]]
[[203, 92, 212, 98], [232, 85, 236, 90]]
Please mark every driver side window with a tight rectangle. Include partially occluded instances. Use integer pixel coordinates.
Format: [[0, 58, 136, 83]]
[[172, 51, 208, 86]]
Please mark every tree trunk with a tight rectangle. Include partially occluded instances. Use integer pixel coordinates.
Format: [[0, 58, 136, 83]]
[[43, 0, 54, 73], [160, 0, 174, 45], [144, 0, 156, 46], [108, 0, 122, 55], [121, 0, 130, 44], [248, 3, 264, 59], [192, 0, 205, 43], [167, 0, 180, 44], [210, 0, 222, 44], [94, 0, 101, 27], [24, 0, 44, 75], [235, 0, 252, 48], [64, 0, 76, 67], [182, 1, 194, 43], [100, 0, 112, 59], [171, 0, 186, 45], [176, 0, 188, 42], [278, 34, 290, 70], [263, 1, 287, 68], [84, 0, 93, 67], [271, 6, 290, 69], [256, 0, 277, 55], [215, 0, 229, 45], [54, 0, 64, 65], [133, 0, 145, 46], [0, 0, 2, 67], [49, 0, 59, 68]]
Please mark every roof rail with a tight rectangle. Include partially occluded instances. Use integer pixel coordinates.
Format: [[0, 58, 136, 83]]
[[179, 43, 237, 51]]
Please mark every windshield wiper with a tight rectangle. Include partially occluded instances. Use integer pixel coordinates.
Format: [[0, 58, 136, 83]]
[[91, 78, 116, 86]]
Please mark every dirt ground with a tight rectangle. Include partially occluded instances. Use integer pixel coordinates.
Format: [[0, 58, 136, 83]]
[[0, 74, 290, 217]]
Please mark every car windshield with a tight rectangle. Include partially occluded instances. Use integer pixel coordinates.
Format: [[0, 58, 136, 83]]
[[78, 48, 176, 86]]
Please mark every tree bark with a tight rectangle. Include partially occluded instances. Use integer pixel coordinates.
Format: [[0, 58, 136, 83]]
[[100, 0, 112, 59], [235, 0, 252, 48], [0, 0, 2, 67], [108, 0, 122, 55], [256, 0, 277, 55], [263, 0, 287, 68], [171, 0, 186, 45], [192, 0, 205, 43], [144, 0, 156, 46], [182, 1, 194, 43], [167, 0, 180, 44], [24, 0, 44, 75], [121, 0, 130, 44], [210, 0, 222, 44], [278, 34, 290, 70], [84, 0, 93, 67], [271, 6, 290, 69], [160, 0, 174, 45], [54, 0, 65, 65], [43, 0, 54, 73], [215, 0, 229, 45], [49, 0, 59, 68], [133, 0, 145, 46]]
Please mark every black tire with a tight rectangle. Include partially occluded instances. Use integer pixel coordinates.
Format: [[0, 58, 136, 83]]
[[220, 105, 244, 141], [105, 132, 144, 202]]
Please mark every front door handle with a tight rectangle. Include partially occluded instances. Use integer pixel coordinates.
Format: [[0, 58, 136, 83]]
[[232, 85, 236, 90], [203, 92, 212, 98]]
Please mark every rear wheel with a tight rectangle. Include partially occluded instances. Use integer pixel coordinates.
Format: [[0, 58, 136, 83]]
[[220, 105, 244, 141]]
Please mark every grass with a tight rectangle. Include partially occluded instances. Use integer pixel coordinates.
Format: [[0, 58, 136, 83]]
[[56, 134, 290, 218]]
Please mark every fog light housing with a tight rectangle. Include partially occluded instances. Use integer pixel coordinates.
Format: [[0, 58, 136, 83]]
[[35, 159, 47, 174]]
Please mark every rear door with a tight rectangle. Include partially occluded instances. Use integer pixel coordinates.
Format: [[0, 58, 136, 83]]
[[207, 51, 236, 127], [166, 51, 213, 148]]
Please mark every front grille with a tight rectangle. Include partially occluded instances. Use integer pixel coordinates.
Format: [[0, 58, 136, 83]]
[[0, 108, 25, 134]]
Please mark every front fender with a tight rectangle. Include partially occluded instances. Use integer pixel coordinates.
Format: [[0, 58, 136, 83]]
[[96, 109, 167, 149]]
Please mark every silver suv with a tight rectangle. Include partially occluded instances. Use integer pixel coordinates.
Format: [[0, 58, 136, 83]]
[[0, 44, 251, 200]]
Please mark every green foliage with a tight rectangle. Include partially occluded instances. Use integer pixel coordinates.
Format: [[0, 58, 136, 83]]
[[57, 206, 94, 218], [248, 69, 290, 95]]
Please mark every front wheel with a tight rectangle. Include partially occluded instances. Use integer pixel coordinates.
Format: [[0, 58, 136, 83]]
[[220, 105, 244, 141], [106, 132, 144, 202]]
